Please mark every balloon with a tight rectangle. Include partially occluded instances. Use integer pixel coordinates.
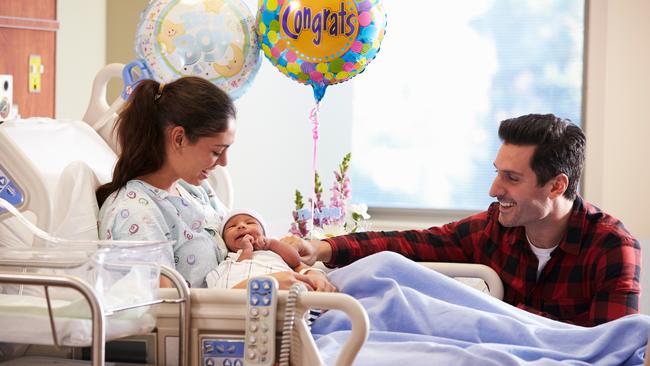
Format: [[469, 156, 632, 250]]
[[257, 0, 387, 102], [135, 0, 261, 99]]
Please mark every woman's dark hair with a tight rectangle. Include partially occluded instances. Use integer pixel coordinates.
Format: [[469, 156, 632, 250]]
[[498, 113, 585, 200], [96, 76, 236, 206]]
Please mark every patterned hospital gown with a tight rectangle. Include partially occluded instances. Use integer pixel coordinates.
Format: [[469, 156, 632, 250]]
[[98, 179, 227, 288]]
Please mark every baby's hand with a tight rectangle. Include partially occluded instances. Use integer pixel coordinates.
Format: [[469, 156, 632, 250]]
[[237, 234, 255, 250], [254, 237, 271, 250]]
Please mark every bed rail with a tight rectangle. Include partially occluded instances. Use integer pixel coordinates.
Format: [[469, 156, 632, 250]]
[[420, 262, 504, 300], [0, 258, 190, 365], [0, 271, 106, 365]]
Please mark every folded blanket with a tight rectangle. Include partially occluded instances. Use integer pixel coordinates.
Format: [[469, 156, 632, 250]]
[[312, 251, 650, 366]]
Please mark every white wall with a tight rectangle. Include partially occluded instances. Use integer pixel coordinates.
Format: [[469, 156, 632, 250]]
[[55, 0, 107, 120], [583, 0, 650, 240]]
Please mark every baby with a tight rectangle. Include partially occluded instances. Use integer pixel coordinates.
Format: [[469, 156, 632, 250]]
[[206, 209, 330, 290]]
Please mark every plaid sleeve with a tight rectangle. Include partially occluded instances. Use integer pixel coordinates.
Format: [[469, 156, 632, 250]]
[[589, 239, 641, 325], [325, 211, 491, 266]]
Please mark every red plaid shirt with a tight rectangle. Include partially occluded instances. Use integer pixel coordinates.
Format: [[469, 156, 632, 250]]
[[325, 196, 641, 326]]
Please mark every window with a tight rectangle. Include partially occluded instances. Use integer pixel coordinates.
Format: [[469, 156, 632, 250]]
[[349, 1, 584, 212]]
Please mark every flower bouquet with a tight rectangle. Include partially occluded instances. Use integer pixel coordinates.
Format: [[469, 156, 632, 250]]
[[289, 153, 371, 239]]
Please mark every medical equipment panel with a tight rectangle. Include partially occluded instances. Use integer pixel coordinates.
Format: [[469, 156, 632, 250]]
[[0, 166, 24, 214], [244, 276, 278, 366], [201, 337, 245, 366]]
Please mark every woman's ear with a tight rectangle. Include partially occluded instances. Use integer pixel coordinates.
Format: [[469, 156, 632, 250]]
[[549, 173, 569, 199], [169, 126, 186, 149]]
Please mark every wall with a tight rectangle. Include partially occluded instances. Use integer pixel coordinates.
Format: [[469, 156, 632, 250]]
[[55, 0, 106, 120], [583, 0, 650, 241], [106, 0, 148, 102], [0, 0, 58, 118]]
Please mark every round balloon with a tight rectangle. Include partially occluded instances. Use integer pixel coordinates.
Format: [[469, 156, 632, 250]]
[[257, 0, 386, 102], [135, 0, 261, 99]]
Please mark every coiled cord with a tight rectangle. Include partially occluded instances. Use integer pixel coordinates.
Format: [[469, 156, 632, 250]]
[[278, 282, 307, 366]]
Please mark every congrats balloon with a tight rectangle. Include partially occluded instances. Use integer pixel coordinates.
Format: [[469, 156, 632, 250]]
[[257, 0, 386, 102], [135, 0, 261, 99]]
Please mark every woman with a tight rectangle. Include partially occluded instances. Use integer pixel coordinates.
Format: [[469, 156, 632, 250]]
[[97, 76, 331, 290]]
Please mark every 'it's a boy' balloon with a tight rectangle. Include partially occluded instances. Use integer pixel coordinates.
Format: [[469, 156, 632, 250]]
[[135, 0, 261, 99]]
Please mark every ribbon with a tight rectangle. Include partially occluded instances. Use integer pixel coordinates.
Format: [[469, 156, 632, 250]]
[[309, 102, 320, 239]]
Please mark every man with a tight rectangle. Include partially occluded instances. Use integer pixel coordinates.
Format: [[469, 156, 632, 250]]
[[292, 114, 641, 326]]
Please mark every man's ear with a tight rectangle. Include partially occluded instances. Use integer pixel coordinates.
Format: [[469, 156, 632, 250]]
[[169, 126, 186, 149], [549, 173, 569, 199]]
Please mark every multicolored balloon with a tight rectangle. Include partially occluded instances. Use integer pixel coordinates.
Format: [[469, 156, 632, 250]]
[[257, 0, 386, 102], [135, 0, 261, 99]]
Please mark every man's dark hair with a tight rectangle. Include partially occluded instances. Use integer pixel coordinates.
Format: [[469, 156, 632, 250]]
[[498, 113, 585, 200]]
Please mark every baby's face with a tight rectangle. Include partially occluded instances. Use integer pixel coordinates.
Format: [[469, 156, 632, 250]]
[[222, 214, 264, 250]]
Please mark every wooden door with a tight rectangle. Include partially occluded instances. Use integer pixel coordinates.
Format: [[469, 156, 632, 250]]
[[0, 0, 58, 118]]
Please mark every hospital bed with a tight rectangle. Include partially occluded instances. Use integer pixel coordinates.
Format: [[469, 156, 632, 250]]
[[0, 63, 557, 366], [0, 99, 369, 365]]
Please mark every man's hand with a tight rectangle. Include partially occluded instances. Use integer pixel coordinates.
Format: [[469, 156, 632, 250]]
[[280, 236, 318, 265], [280, 236, 333, 265]]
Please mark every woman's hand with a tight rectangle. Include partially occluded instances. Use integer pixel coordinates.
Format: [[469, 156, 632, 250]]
[[269, 271, 317, 291], [303, 270, 337, 292]]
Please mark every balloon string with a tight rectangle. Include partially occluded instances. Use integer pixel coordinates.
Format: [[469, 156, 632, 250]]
[[309, 102, 320, 240]]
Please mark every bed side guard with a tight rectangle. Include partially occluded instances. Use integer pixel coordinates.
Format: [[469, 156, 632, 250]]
[[419, 262, 504, 300]]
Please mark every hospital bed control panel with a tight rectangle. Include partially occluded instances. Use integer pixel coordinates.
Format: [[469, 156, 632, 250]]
[[201, 338, 245, 366], [244, 276, 278, 366], [200, 277, 279, 366], [0, 167, 24, 213]]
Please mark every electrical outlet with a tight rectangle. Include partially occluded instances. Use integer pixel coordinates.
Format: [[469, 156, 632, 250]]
[[28, 55, 43, 93], [0, 74, 13, 121]]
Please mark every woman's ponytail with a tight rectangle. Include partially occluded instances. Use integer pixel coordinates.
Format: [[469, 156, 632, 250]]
[[96, 80, 166, 206]]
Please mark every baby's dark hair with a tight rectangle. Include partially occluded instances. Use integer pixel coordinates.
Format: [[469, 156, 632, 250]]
[[97, 77, 235, 206], [498, 113, 585, 200]]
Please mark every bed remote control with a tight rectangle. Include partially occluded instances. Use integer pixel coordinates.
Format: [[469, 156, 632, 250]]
[[244, 276, 278, 366]]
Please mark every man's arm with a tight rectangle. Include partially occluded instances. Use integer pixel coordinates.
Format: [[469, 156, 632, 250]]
[[282, 216, 488, 267], [588, 242, 641, 325]]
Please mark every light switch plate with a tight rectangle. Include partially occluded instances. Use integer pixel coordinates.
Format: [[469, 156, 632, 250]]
[[28, 55, 42, 93]]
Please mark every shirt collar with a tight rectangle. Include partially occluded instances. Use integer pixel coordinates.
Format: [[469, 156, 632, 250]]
[[556, 195, 585, 256], [133, 179, 171, 200]]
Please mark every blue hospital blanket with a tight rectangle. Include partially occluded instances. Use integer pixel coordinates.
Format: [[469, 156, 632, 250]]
[[311, 252, 650, 366]]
